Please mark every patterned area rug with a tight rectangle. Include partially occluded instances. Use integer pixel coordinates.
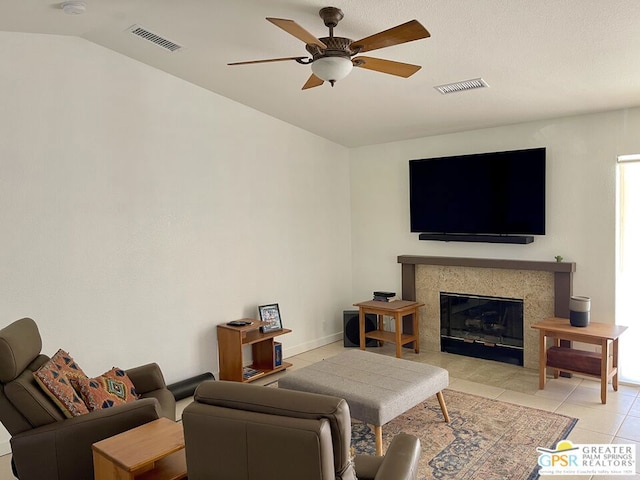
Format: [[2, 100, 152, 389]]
[[351, 389, 577, 480]]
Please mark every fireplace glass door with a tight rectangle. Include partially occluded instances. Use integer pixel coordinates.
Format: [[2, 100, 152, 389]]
[[440, 292, 524, 365]]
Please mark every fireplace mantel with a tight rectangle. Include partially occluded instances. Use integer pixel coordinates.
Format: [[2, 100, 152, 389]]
[[397, 255, 576, 317]]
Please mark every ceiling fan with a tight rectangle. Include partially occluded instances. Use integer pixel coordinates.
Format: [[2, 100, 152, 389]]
[[228, 7, 430, 90]]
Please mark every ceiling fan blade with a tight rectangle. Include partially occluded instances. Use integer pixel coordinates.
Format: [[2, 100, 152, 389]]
[[302, 74, 324, 90], [266, 18, 327, 48], [351, 20, 430, 53], [228, 56, 307, 66], [353, 56, 422, 77]]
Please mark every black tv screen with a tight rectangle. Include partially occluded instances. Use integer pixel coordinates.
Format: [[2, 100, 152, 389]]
[[409, 147, 546, 235]]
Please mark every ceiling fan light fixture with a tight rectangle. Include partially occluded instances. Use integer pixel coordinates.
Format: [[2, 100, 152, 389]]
[[311, 56, 353, 86]]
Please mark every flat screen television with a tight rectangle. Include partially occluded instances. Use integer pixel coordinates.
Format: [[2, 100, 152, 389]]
[[409, 147, 546, 236]]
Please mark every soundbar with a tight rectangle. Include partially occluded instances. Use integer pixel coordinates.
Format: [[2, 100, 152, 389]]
[[418, 233, 534, 244]]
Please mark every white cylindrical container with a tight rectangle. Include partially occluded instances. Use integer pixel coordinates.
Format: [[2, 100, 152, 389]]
[[569, 296, 591, 327]]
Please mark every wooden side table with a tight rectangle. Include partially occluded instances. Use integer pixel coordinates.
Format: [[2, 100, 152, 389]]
[[531, 317, 628, 404], [354, 300, 424, 358], [92, 417, 186, 480]]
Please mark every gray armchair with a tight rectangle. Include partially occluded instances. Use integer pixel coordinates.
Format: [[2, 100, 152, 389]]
[[0, 317, 176, 480], [183, 380, 421, 480]]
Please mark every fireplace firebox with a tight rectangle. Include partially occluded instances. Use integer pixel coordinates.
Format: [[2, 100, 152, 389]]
[[440, 292, 524, 366]]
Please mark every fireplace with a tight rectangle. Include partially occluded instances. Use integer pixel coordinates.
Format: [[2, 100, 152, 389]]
[[397, 256, 576, 369], [440, 293, 524, 366]]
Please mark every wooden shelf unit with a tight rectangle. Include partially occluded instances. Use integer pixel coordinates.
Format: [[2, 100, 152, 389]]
[[363, 329, 416, 346], [217, 320, 292, 382]]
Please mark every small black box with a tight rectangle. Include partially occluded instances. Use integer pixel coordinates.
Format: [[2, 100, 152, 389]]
[[373, 291, 396, 298]]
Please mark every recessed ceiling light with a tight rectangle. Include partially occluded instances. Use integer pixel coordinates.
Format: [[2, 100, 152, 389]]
[[61, 1, 86, 15]]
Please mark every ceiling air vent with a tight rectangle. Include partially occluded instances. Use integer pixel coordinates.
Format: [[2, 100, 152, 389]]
[[127, 25, 183, 52], [435, 78, 489, 95]]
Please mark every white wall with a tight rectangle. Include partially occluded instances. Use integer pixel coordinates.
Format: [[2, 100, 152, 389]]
[[350, 108, 640, 324], [0, 32, 352, 453]]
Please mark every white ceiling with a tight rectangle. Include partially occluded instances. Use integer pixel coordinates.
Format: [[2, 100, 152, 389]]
[[2, 0, 640, 147]]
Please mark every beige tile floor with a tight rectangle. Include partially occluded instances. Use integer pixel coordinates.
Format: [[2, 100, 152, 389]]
[[272, 341, 640, 480], [2, 341, 639, 479]]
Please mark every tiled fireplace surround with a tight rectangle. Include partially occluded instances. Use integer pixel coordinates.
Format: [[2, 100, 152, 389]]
[[398, 256, 576, 369]]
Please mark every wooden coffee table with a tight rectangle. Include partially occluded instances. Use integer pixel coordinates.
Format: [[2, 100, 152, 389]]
[[92, 417, 186, 480]]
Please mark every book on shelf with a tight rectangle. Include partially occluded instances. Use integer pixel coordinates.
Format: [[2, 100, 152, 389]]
[[274, 342, 282, 367], [242, 367, 264, 380]]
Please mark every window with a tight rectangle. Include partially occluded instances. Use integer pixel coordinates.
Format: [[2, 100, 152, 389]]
[[616, 154, 640, 384]]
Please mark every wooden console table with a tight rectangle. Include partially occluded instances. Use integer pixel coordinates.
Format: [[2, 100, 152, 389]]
[[354, 300, 424, 358], [531, 317, 627, 404], [93, 417, 186, 480]]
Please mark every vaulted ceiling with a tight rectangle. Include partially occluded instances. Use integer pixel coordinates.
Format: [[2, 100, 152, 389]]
[[2, 0, 640, 147]]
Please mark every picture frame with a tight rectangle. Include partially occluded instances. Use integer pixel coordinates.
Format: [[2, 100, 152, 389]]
[[258, 303, 283, 333]]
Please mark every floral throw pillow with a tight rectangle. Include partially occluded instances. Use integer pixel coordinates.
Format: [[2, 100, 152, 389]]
[[74, 367, 138, 411], [33, 349, 89, 418]]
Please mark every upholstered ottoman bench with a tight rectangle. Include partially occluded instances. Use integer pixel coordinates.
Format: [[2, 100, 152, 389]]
[[278, 349, 449, 455]]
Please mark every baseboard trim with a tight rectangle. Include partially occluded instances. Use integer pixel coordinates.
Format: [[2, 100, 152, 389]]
[[284, 332, 343, 358]]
